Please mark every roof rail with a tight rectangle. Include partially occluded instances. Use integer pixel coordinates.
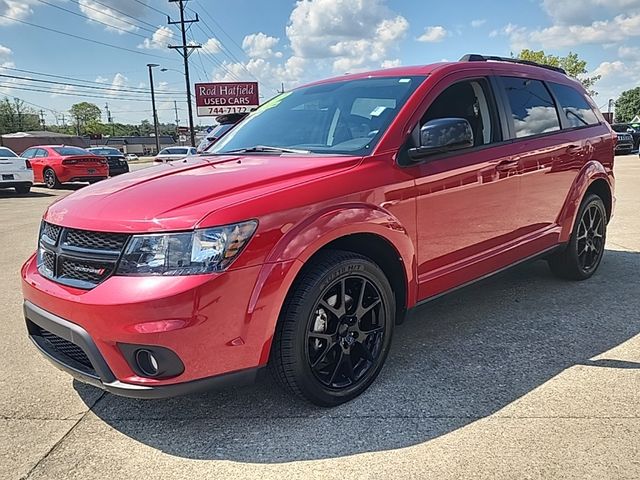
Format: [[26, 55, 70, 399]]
[[459, 54, 567, 75]]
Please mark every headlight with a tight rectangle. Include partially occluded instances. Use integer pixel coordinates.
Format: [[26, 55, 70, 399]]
[[116, 220, 257, 276]]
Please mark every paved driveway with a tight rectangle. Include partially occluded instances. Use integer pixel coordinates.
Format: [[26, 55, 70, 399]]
[[1, 156, 638, 479]]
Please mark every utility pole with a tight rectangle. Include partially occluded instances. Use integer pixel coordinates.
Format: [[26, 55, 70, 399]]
[[105, 102, 115, 136], [147, 63, 161, 154], [168, 0, 200, 147], [39, 110, 46, 131], [173, 100, 179, 136]]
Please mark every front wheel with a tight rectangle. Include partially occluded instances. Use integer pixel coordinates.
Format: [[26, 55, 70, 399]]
[[270, 250, 395, 406], [548, 193, 607, 280]]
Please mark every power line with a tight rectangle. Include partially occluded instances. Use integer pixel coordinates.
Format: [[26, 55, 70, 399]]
[[33, 0, 150, 39], [0, 81, 189, 103], [0, 14, 176, 62], [0, 73, 186, 98], [192, 1, 247, 59], [0, 66, 185, 94], [64, 0, 166, 37], [132, 0, 170, 17]]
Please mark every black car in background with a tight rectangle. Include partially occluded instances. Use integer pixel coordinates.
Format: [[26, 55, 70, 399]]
[[87, 147, 130, 176], [611, 123, 640, 152]]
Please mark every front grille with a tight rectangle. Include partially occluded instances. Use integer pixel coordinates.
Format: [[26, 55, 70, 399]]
[[41, 222, 61, 243], [59, 257, 111, 284], [34, 325, 96, 376], [38, 221, 130, 289], [64, 229, 128, 252]]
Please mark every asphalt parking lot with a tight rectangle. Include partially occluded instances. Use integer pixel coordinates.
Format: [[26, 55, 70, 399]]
[[1, 156, 639, 480]]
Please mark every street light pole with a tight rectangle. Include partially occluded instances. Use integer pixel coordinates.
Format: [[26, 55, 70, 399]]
[[147, 63, 161, 155]]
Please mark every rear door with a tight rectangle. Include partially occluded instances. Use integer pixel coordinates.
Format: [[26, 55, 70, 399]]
[[496, 76, 601, 239]]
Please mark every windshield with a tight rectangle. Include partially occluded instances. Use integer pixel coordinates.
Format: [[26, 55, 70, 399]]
[[89, 148, 122, 155], [159, 148, 189, 155], [0, 147, 17, 157], [211, 76, 426, 156], [53, 146, 89, 156]]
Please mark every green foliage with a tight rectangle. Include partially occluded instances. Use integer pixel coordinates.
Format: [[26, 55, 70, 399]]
[[517, 50, 601, 96], [69, 102, 102, 133], [0, 97, 42, 134], [614, 87, 640, 123]]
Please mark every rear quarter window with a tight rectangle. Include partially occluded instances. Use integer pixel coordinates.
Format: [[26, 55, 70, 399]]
[[501, 77, 561, 139], [548, 82, 600, 128]]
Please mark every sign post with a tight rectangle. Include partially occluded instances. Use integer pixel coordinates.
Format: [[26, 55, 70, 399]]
[[195, 82, 259, 117]]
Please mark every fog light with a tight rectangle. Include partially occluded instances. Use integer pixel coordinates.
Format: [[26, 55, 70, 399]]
[[135, 349, 159, 377]]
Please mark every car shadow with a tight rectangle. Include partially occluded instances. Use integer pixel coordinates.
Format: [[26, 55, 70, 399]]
[[0, 189, 55, 198], [76, 249, 640, 463]]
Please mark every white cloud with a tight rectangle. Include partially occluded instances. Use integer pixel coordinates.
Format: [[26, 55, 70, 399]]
[[78, 0, 145, 33], [471, 19, 486, 28], [286, 0, 409, 73], [417, 26, 448, 43], [542, 0, 640, 25], [0, 0, 37, 26], [381, 58, 401, 68], [201, 37, 222, 55], [618, 45, 640, 60], [0, 43, 14, 69], [138, 26, 174, 50], [242, 32, 282, 58]]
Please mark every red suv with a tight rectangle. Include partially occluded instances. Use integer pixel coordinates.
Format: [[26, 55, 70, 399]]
[[21, 55, 615, 406], [21, 145, 108, 188]]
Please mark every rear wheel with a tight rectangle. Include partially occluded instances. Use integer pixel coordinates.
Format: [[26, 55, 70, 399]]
[[14, 184, 31, 194], [43, 169, 60, 189], [548, 193, 607, 280], [271, 250, 395, 406]]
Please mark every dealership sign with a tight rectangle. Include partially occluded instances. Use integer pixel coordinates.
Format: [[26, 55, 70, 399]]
[[195, 82, 259, 117]]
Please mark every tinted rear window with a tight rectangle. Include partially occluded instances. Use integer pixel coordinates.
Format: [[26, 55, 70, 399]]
[[548, 83, 599, 128], [89, 148, 122, 155], [501, 77, 560, 138], [0, 147, 17, 157], [53, 147, 89, 155]]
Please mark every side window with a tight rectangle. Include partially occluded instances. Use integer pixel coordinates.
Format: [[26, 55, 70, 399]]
[[22, 149, 35, 158], [501, 77, 560, 138], [420, 79, 498, 148], [35, 149, 48, 158], [548, 82, 599, 128]]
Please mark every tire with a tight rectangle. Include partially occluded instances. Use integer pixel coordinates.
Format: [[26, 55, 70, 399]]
[[548, 193, 607, 280], [270, 249, 395, 406], [14, 184, 31, 194], [43, 168, 60, 189]]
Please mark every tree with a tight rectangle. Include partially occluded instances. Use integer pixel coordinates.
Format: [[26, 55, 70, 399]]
[[615, 87, 640, 123], [517, 50, 601, 96], [0, 97, 41, 134], [69, 102, 101, 134]]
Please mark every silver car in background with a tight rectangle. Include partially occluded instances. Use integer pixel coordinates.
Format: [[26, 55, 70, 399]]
[[154, 147, 198, 163]]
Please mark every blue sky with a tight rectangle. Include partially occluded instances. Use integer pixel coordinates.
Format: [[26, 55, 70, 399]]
[[1, 0, 639, 126]]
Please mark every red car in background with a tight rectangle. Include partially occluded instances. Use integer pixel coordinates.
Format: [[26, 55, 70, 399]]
[[21, 146, 108, 189]]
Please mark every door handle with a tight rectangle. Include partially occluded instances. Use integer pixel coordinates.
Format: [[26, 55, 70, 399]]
[[566, 144, 583, 154], [496, 159, 519, 172]]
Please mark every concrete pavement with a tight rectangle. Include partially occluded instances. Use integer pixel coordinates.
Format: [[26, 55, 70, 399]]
[[1, 156, 638, 479]]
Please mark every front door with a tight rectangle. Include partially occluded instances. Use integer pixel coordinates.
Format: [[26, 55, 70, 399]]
[[405, 76, 525, 300]]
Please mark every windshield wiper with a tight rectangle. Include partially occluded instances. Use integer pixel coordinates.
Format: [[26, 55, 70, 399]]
[[223, 145, 311, 154]]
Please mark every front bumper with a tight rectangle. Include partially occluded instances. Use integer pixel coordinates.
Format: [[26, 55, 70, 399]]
[[108, 164, 129, 176], [25, 300, 260, 398]]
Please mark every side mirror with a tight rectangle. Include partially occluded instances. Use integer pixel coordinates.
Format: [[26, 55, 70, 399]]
[[408, 118, 474, 161]]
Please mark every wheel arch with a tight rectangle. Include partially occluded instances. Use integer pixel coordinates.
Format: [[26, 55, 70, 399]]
[[248, 204, 417, 366], [558, 160, 614, 243]]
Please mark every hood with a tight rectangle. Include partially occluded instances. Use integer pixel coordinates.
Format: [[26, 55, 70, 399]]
[[45, 154, 361, 232]]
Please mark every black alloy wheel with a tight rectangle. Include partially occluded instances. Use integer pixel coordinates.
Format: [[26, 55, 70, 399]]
[[548, 193, 607, 280], [575, 202, 605, 274], [271, 250, 395, 406], [306, 275, 386, 389]]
